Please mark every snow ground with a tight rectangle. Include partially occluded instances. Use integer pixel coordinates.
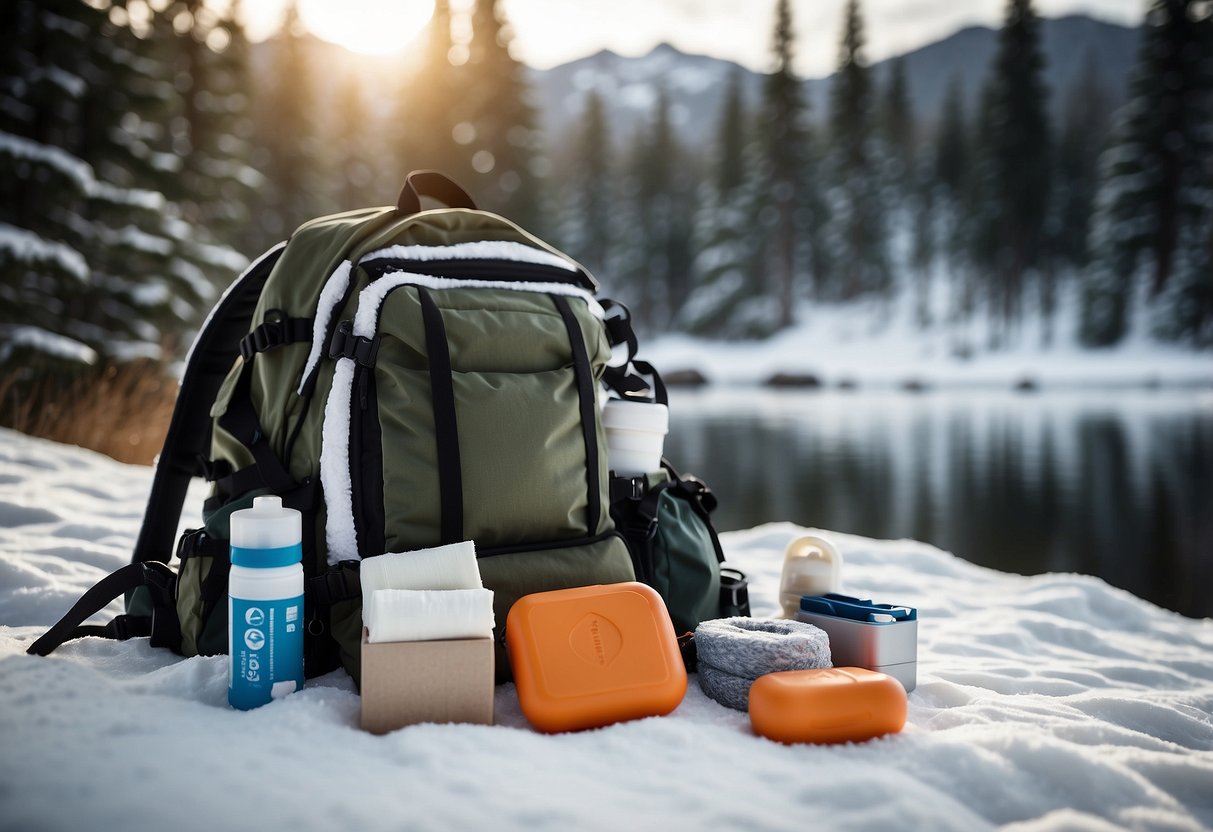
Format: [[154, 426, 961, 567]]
[[0, 428, 1211, 831]]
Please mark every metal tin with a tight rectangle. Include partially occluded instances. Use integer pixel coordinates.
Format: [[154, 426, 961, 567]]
[[795, 594, 918, 692]]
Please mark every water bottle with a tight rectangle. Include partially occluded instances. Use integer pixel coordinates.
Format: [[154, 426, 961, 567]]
[[228, 495, 305, 710]]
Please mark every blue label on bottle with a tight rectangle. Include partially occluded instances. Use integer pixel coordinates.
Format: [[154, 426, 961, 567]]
[[228, 594, 304, 711]]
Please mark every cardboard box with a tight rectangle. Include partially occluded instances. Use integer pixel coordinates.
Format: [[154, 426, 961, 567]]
[[359, 629, 494, 734]]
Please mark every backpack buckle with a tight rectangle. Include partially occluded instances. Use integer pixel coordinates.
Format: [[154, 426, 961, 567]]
[[328, 322, 380, 367], [611, 474, 648, 502]]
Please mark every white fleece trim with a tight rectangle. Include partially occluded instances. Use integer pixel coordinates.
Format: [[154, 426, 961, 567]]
[[185, 241, 286, 368], [297, 260, 353, 395], [355, 273, 603, 336], [361, 240, 577, 272], [320, 357, 358, 564]]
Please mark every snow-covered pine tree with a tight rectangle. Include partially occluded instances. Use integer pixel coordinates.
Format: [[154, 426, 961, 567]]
[[972, 0, 1052, 333], [463, 0, 545, 232], [1082, 0, 1213, 346], [717, 69, 747, 197], [254, 1, 330, 238], [680, 70, 769, 337], [759, 0, 806, 327], [160, 0, 261, 252], [879, 56, 930, 322], [932, 76, 974, 272], [561, 89, 614, 278], [631, 87, 687, 331], [1036, 52, 1112, 344], [1052, 52, 1111, 271], [827, 0, 890, 301], [1, 0, 237, 377], [879, 57, 915, 198]]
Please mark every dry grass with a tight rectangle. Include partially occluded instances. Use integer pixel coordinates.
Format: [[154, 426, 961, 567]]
[[0, 361, 177, 466]]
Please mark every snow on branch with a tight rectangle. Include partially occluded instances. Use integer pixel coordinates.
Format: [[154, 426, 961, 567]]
[[0, 324, 98, 365], [1, 131, 172, 215], [0, 131, 93, 193], [0, 223, 88, 282]]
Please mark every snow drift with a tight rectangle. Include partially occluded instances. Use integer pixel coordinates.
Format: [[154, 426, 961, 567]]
[[0, 428, 1210, 831]]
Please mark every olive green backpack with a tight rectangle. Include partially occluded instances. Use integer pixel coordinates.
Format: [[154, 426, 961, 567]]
[[28, 172, 747, 682]]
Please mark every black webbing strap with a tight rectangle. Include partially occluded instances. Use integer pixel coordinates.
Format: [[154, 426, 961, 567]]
[[217, 360, 295, 494], [601, 358, 669, 407], [205, 464, 267, 511], [176, 527, 230, 561], [416, 287, 464, 545], [602, 359, 668, 406], [601, 300, 639, 363], [630, 360, 668, 406], [132, 242, 285, 566], [238, 313, 312, 362], [72, 616, 152, 641], [601, 366, 650, 399], [27, 561, 179, 657], [552, 294, 602, 536], [306, 559, 363, 607]]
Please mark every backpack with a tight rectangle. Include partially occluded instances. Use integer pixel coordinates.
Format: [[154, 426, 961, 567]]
[[27, 171, 747, 682]]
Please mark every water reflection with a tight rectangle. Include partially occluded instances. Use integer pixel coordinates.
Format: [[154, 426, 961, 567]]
[[664, 389, 1213, 619]]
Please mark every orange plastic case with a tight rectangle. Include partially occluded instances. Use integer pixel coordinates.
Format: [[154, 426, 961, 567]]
[[749, 667, 907, 744], [506, 582, 688, 733]]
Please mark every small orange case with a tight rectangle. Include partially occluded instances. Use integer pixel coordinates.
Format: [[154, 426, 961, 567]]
[[749, 667, 907, 744], [506, 582, 688, 733]]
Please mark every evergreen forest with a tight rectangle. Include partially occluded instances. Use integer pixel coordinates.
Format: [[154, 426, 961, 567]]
[[2, 0, 1211, 397]]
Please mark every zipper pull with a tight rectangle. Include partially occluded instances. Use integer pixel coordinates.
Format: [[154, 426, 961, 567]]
[[357, 368, 369, 410]]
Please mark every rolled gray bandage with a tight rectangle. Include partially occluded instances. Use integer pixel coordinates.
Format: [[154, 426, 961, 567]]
[[695, 617, 832, 681], [698, 662, 756, 711]]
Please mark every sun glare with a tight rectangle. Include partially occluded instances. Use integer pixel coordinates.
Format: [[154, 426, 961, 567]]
[[298, 0, 435, 56]]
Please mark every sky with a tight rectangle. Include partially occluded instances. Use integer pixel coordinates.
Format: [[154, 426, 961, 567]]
[[241, 0, 1145, 78]]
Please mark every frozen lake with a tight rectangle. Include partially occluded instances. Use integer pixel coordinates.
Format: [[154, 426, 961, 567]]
[[664, 387, 1213, 619]]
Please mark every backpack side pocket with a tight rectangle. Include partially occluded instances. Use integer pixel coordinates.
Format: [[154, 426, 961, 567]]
[[175, 529, 231, 657], [611, 465, 749, 636]]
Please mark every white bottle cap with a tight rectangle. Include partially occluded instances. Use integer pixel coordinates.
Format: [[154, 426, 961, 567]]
[[230, 495, 302, 551], [602, 399, 670, 476]]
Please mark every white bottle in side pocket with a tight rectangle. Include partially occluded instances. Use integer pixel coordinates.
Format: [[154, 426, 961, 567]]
[[602, 398, 669, 476], [228, 495, 305, 710]]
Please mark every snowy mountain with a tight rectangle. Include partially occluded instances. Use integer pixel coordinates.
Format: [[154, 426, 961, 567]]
[[533, 15, 1140, 142], [531, 43, 757, 144]]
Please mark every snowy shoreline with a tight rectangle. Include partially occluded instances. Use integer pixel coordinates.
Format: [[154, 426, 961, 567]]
[[642, 296, 1213, 391], [646, 334, 1213, 390]]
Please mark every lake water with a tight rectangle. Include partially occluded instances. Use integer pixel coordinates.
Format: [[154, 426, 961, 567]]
[[663, 388, 1213, 620]]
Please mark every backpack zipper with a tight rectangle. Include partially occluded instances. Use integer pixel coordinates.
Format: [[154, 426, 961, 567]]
[[350, 365, 385, 558], [360, 257, 595, 291]]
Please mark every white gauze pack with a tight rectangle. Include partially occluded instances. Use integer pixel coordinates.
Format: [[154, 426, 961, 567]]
[[365, 588, 495, 643], [360, 541, 491, 643], [360, 541, 483, 594]]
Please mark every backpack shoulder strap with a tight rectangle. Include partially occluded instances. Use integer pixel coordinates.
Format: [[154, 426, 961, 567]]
[[131, 242, 286, 566]]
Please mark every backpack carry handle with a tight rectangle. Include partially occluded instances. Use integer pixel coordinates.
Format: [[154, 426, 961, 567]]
[[396, 170, 477, 215]]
